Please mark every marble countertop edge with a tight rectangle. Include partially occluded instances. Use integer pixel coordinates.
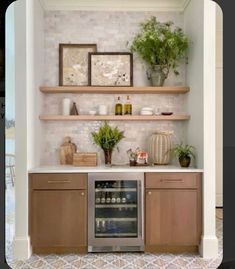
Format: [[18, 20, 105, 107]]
[[28, 165, 203, 173]]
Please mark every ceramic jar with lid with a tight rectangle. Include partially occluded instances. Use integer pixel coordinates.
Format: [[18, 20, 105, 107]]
[[148, 131, 173, 165]]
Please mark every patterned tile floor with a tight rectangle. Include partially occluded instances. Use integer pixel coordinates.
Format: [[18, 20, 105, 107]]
[[6, 185, 223, 269]]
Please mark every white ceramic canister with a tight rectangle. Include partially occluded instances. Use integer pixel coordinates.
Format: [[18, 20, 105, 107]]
[[62, 98, 71, 115], [148, 131, 173, 165]]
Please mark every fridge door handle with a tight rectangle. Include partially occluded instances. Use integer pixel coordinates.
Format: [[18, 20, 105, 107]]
[[138, 180, 144, 240]]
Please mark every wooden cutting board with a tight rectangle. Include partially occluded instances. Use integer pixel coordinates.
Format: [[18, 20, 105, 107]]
[[60, 136, 77, 165], [73, 152, 97, 166]]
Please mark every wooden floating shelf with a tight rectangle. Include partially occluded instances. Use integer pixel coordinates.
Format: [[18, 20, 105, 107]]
[[40, 86, 190, 94], [39, 114, 190, 121]]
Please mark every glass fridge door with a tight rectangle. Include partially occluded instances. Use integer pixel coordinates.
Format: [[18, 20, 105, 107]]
[[94, 180, 138, 238]]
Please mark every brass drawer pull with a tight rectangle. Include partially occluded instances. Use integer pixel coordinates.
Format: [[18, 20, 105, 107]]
[[160, 179, 183, 183], [147, 191, 152, 195], [47, 180, 71, 184], [81, 192, 85, 196]]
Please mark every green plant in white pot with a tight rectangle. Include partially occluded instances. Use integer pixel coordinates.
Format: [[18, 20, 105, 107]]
[[129, 17, 189, 86]]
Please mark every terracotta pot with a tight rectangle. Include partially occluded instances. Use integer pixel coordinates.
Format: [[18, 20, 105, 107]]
[[179, 156, 191, 167], [103, 149, 113, 165]]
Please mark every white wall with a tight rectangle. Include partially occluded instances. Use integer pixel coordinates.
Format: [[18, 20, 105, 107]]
[[215, 5, 223, 207], [27, 0, 44, 169], [6, 4, 15, 121], [12, 0, 31, 260], [184, 0, 204, 169], [13, 0, 44, 260], [184, 0, 218, 258]]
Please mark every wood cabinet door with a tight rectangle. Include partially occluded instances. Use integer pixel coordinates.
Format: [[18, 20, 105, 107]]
[[145, 189, 201, 246], [31, 189, 87, 248]]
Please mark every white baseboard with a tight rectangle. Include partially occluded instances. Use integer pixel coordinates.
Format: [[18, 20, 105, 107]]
[[199, 235, 219, 258], [216, 193, 223, 207], [12, 236, 32, 260]]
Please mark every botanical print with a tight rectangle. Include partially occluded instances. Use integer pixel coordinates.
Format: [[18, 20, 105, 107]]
[[60, 45, 96, 86], [90, 54, 132, 86]]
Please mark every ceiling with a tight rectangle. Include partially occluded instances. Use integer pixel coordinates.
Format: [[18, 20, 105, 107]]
[[39, 0, 191, 12]]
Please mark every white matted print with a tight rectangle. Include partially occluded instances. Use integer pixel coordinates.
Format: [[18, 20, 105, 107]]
[[59, 44, 97, 86], [89, 53, 133, 86]]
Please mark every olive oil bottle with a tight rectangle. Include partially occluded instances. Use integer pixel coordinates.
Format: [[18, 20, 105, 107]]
[[124, 95, 132, 115], [115, 96, 123, 115]]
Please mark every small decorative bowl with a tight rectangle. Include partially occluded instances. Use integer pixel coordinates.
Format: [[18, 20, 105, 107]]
[[89, 110, 97, 115], [161, 112, 173, 115]]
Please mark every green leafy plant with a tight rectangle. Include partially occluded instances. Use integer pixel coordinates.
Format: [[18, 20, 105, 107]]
[[91, 122, 125, 151], [129, 16, 189, 77], [172, 143, 196, 159]]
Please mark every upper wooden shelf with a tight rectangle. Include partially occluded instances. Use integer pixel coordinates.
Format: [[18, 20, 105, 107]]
[[40, 86, 190, 94]]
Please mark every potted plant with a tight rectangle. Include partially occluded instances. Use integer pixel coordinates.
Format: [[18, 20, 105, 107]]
[[172, 143, 196, 167], [91, 122, 125, 165], [129, 16, 189, 86]]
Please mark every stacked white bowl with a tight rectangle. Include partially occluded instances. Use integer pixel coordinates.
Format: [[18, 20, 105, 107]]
[[140, 107, 153, 115]]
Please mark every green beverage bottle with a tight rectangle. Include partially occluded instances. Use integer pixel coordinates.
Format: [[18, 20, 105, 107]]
[[115, 96, 123, 115], [124, 95, 132, 115]]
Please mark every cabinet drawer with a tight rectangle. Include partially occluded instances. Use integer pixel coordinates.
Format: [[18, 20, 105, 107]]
[[31, 173, 87, 190], [145, 173, 201, 189]]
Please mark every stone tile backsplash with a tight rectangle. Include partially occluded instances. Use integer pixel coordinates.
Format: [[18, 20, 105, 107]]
[[41, 10, 187, 165], [44, 10, 185, 87], [42, 94, 187, 116], [41, 121, 186, 165]]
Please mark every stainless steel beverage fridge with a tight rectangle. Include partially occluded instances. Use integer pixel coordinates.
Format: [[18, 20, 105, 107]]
[[88, 172, 144, 252]]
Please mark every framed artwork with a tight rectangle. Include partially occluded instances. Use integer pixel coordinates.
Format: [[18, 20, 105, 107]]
[[88, 52, 133, 86], [59, 44, 97, 86]]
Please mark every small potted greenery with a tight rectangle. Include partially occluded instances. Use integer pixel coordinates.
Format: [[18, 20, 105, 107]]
[[172, 143, 196, 168], [129, 16, 189, 86], [91, 122, 125, 165]]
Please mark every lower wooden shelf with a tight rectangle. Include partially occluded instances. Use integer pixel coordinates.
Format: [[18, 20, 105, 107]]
[[39, 114, 190, 121]]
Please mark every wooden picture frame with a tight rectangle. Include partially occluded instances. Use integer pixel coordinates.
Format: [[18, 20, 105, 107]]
[[59, 44, 97, 86], [88, 52, 133, 86]]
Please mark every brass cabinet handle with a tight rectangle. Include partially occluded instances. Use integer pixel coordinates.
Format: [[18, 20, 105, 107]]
[[148, 191, 152, 195], [160, 179, 183, 183], [81, 192, 85, 196], [47, 180, 71, 184]]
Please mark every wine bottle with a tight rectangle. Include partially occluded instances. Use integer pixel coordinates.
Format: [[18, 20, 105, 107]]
[[121, 193, 127, 204], [106, 192, 111, 203], [124, 95, 132, 115], [101, 189, 106, 204], [116, 192, 121, 204], [111, 192, 116, 203], [115, 96, 123, 115], [95, 192, 101, 204], [95, 184, 101, 203]]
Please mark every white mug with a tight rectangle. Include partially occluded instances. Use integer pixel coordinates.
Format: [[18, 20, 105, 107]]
[[99, 105, 108, 115], [62, 98, 71, 115]]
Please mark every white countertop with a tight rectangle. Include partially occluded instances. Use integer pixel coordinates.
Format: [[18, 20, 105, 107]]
[[28, 165, 203, 173]]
